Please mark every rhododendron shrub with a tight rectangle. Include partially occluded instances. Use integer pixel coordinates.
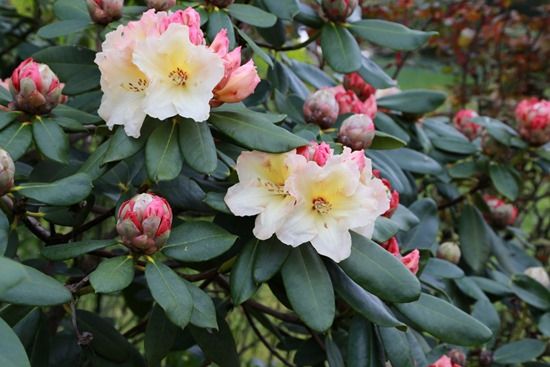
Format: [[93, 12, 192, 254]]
[[0, 1, 547, 366]]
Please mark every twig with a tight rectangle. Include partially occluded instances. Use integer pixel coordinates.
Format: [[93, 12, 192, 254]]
[[54, 207, 116, 243], [438, 181, 486, 210]]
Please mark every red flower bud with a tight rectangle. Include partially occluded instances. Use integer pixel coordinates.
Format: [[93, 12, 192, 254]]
[[436, 241, 461, 264], [515, 98, 550, 146], [483, 194, 518, 228], [343, 72, 376, 101], [330, 86, 378, 118], [9, 58, 64, 115], [338, 114, 376, 150], [321, 0, 358, 22], [145, 0, 175, 11], [116, 193, 173, 255], [381, 237, 419, 275], [453, 109, 482, 141], [86, 0, 123, 25], [303, 89, 339, 129], [0, 148, 15, 196]]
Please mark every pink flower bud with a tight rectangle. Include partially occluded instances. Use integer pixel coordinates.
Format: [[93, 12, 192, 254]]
[[515, 98, 550, 146], [523, 266, 550, 288], [146, 0, 175, 11], [436, 241, 461, 264], [338, 114, 376, 150], [343, 72, 376, 101], [9, 58, 64, 115], [116, 193, 173, 255], [321, 0, 358, 22], [86, 0, 123, 25], [331, 86, 377, 119], [453, 109, 481, 140], [381, 237, 400, 256], [159, 8, 204, 45], [205, 0, 235, 8], [303, 89, 340, 128], [402, 249, 420, 275], [297, 141, 333, 166], [0, 148, 15, 196], [483, 194, 518, 228], [373, 169, 399, 217]]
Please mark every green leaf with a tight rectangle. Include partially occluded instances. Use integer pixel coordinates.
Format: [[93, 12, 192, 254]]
[[16, 173, 93, 206], [0, 264, 71, 306], [470, 276, 511, 296], [400, 198, 439, 251], [90, 256, 134, 294], [253, 237, 291, 283], [489, 163, 519, 200], [0, 122, 32, 160], [37, 20, 90, 38], [384, 148, 442, 175], [377, 89, 446, 114], [372, 216, 399, 243], [328, 263, 405, 329], [204, 191, 231, 214], [0, 317, 31, 367], [320, 23, 361, 73], [432, 137, 478, 154], [421, 258, 464, 279], [340, 233, 421, 303], [54, 0, 90, 20], [370, 131, 406, 150], [146, 121, 182, 182], [78, 140, 110, 180], [472, 298, 500, 335], [459, 205, 490, 273], [104, 124, 152, 163], [187, 281, 218, 329], [145, 261, 193, 328], [263, 0, 299, 20], [493, 339, 546, 364], [32, 118, 69, 163], [396, 293, 493, 346], [235, 27, 273, 67], [391, 204, 420, 232], [325, 334, 344, 367], [347, 317, 381, 367], [189, 318, 239, 367], [227, 4, 276, 27], [358, 56, 396, 89], [379, 327, 415, 367], [349, 19, 437, 51], [0, 111, 21, 130], [145, 305, 178, 367], [178, 121, 217, 174], [163, 221, 237, 262], [281, 245, 335, 332], [538, 313, 550, 336], [33, 46, 99, 95], [207, 10, 235, 48], [0, 210, 9, 255], [0, 257, 26, 295], [209, 109, 307, 153], [510, 274, 550, 310], [41, 239, 117, 261], [230, 240, 259, 305], [52, 104, 101, 124]]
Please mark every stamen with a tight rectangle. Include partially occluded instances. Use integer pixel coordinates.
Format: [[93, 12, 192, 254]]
[[312, 197, 331, 215], [168, 67, 188, 86], [258, 178, 286, 195], [122, 78, 148, 93]]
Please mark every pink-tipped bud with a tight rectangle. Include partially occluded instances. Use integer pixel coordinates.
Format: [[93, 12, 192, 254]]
[[116, 193, 173, 255], [145, 0, 175, 11], [9, 58, 64, 115], [515, 98, 550, 146], [303, 89, 340, 129], [86, 0, 123, 25], [343, 72, 376, 101], [321, 0, 358, 22], [373, 169, 399, 217], [338, 114, 376, 150], [297, 141, 333, 166], [0, 148, 15, 196], [381, 237, 400, 256], [160, 8, 204, 45], [523, 267, 550, 288], [483, 194, 518, 228], [402, 249, 420, 275], [205, 0, 235, 7], [436, 241, 461, 264], [453, 109, 481, 140]]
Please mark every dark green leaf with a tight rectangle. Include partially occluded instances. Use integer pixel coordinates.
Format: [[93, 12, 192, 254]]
[[145, 121, 182, 182], [459, 205, 490, 273], [396, 293, 493, 346], [145, 262, 193, 328], [145, 305, 178, 367], [372, 217, 399, 243], [340, 233, 421, 303], [399, 198, 439, 251], [0, 111, 21, 130], [78, 140, 110, 180], [230, 240, 259, 305], [470, 276, 511, 296], [235, 27, 273, 67], [510, 274, 550, 310], [349, 19, 437, 51], [0, 317, 31, 367], [227, 4, 276, 27], [377, 90, 446, 114], [489, 163, 519, 200], [163, 221, 237, 262], [187, 281, 218, 329], [281, 245, 335, 332], [370, 131, 407, 150], [204, 191, 231, 214], [37, 20, 90, 38], [52, 104, 101, 124], [90, 256, 134, 294], [41, 239, 117, 261], [384, 148, 442, 175], [432, 137, 478, 154], [379, 327, 415, 367], [391, 204, 420, 232], [538, 313, 550, 336], [320, 23, 361, 73], [253, 237, 291, 283], [0, 122, 32, 160], [421, 258, 464, 279], [472, 298, 500, 335], [207, 10, 235, 48], [189, 317, 239, 367], [54, 0, 90, 20], [16, 173, 93, 206], [32, 118, 69, 163], [263, 0, 299, 19], [104, 124, 151, 164], [359, 57, 396, 89], [347, 317, 381, 367], [493, 339, 546, 364], [326, 334, 344, 367], [178, 121, 217, 174], [0, 257, 26, 295]]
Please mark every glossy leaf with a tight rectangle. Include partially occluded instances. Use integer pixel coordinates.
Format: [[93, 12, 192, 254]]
[[493, 339, 546, 364], [347, 317, 381, 367], [459, 205, 490, 273], [510, 274, 550, 310], [227, 4, 277, 27], [253, 237, 291, 283], [145, 305, 178, 367], [187, 281, 218, 329], [189, 318, 239, 367], [41, 239, 117, 260], [0, 257, 26, 295], [0, 317, 31, 367], [0, 122, 32, 160], [377, 89, 446, 114], [320, 23, 361, 73], [489, 163, 519, 200], [32, 118, 69, 163], [16, 173, 93, 206], [230, 240, 259, 305], [37, 20, 90, 38], [145, 121, 182, 182], [350, 19, 436, 50], [90, 256, 134, 294], [178, 121, 217, 174]]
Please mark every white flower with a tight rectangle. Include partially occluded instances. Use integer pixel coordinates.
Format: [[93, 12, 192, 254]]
[[224, 151, 302, 241], [132, 23, 224, 121]]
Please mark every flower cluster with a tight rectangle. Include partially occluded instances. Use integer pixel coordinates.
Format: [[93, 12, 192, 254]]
[[224, 142, 390, 262], [95, 8, 260, 138], [515, 98, 550, 146], [453, 108, 482, 140], [483, 194, 518, 229], [381, 237, 420, 274]]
